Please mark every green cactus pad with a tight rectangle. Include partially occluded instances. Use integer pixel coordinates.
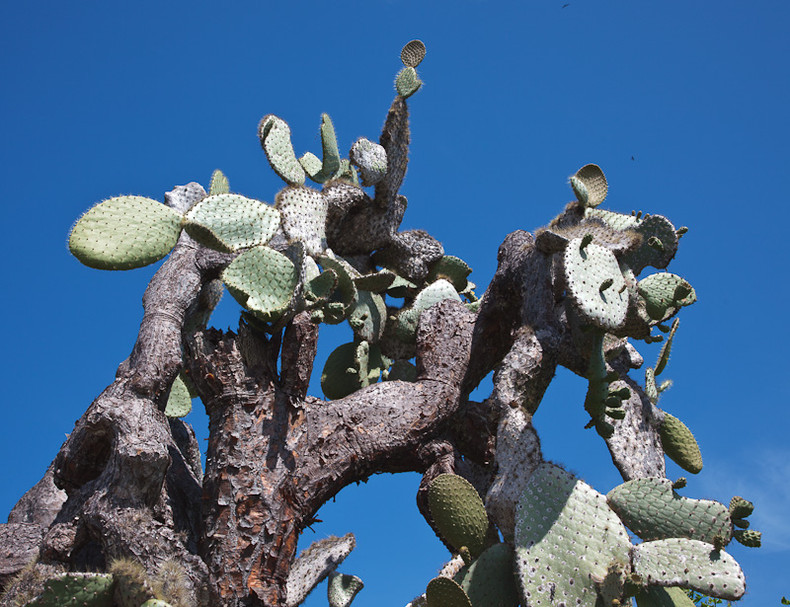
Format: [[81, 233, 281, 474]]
[[570, 164, 608, 208], [69, 196, 184, 270], [655, 318, 679, 376], [286, 533, 356, 607], [427, 256, 472, 292], [275, 186, 328, 255], [221, 246, 298, 323], [637, 274, 696, 322], [401, 39, 427, 68], [427, 473, 489, 559], [327, 572, 364, 607], [164, 373, 192, 418], [396, 67, 422, 98], [631, 538, 745, 601], [396, 280, 462, 343], [321, 341, 387, 399], [607, 478, 732, 545], [733, 529, 761, 547], [317, 254, 359, 323], [425, 577, 472, 607], [348, 290, 387, 343], [184, 194, 281, 252], [26, 573, 114, 607], [349, 138, 388, 187], [635, 586, 696, 607], [624, 214, 679, 274], [354, 269, 396, 293], [209, 169, 229, 195], [305, 269, 338, 304], [563, 237, 629, 331], [729, 496, 754, 519], [514, 463, 632, 607], [455, 543, 520, 607], [300, 113, 341, 184], [299, 152, 323, 178], [259, 114, 306, 185], [659, 413, 703, 474]]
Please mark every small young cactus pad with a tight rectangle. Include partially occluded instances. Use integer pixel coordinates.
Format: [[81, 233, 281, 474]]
[[427, 473, 489, 559], [69, 196, 183, 270], [425, 577, 472, 607], [164, 373, 193, 418], [659, 413, 703, 474], [514, 463, 632, 607], [209, 169, 230, 195], [396, 67, 422, 98]]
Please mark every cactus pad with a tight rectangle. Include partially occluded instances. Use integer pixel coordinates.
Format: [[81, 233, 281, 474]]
[[400, 40, 427, 67], [327, 572, 364, 607], [513, 463, 632, 607], [659, 413, 703, 474], [733, 529, 761, 547], [26, 573, 114, 607], [425, 577, 472, 607], [259, 114, 306, 185], [286, 533, 356, 607], [455, 543, 520, 607], [222, 246, 298, 323], [631, 538, 745, 601], [563, 237, 628, 331], [570, 164, 608, 208], [396, 67, 422, 98], [635, 586, 696, 607], [69, 196, 183, 270], [637, 273, 696, 322], [350, 138, 388, 187], [348, 290, 387, 342], [427, 256, 472, 292], [185, 194, 281, 252], [320, 341, 388, 399], [607, 478, 732, 545], [164, 374, 192, 418], [275, 186, 328, 255], [427, 473, 489, 559], [729, 496, 754, 519], [209, 169, 230, 195]]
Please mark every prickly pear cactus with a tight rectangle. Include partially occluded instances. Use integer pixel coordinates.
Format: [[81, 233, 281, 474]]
[[427, 473, 490, 560], [327, 572, 364, 607], [25, 573, 114, 607]]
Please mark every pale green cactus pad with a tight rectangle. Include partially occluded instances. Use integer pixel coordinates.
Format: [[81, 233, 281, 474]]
[[299, 152, 323, 179], [305, 269, 338, 304], [26, 573, 114, 607], [631, 538, 746, 601], [607, 478, 732, 545], [396, 67, 422, 98], [185, 194, 281, 252], [425, 577, 472, 607], [69, 196, 183, 270], [327, 572, 364, 607], [563, 236, 628, 331], [209, 169, 230, 195], [454, 543, 520, 607], [637, 273, 696, 322], [259, 114, 306, 185], [570, 163, 608, 208], [348, 290, 387, 343], [275, 185, 328, 255], [400, 39, 427, 68], [427, 473, 489, 559], [396, 279, 462, 343], [659, 413, 703, 474], [427, 256, 472, 292], [353, 269, 396, 293], [304, 113, 341, 184], [349, 137, 388, 187], [513, 463, 632, 607], [624, 214, 679, 274], [165, 373, 192, 418], [635, 586, 696, 607], [655, 318, 679, 376], [221, 246, 298, 323]]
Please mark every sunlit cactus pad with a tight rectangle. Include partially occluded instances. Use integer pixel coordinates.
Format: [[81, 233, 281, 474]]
[[221, 246, 297, 322], [631, 538, 745, 601], [350, 137, 388, 187], [425, 576, 472, 607], [400, 39, 427, 68], [327, 571, 364, 607], [607, 478, 732, 544], [428, 473, 489, 559], [563, 236, 629, 331], [396, 67, 422, 98], [164, 374, 192, 418], [659, 412, 703, 474], [26, 573, 114, 607], [69, 196, 183, 270], [185, 194, 281, 252], [209, 169, 230, 195], [275, 185, 328, 255], [637, 273, 696, 322], [259, 114, 306, 185], [570, 163, 608, 208], [514, 463, 632, 607], [455, 543, 520, 607]]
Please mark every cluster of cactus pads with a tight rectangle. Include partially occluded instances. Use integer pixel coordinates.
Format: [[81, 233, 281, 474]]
[[68, 39, 473, 407], [63, 40, 759, 607], [418, 468, 759, 607]]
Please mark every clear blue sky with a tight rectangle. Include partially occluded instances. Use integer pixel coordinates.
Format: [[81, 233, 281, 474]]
[[2, 2, 788, 605]]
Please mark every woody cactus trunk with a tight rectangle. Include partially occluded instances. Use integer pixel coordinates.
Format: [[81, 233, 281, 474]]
[[1, 42, 758, 607]]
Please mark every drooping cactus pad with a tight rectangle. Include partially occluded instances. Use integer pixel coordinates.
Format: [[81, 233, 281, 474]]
[[427, 473, 489, 559], [658, 413, 703, 474], [69, 196, 184, 270], [570, 163, 608, 208]]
